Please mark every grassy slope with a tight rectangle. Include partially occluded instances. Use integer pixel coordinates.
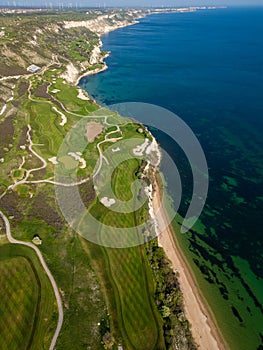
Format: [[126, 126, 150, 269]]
[[83, 158, 166, 350], [8, 184, 107, 350], [0, 47, 108, 348], [0, 243, 57, 350]]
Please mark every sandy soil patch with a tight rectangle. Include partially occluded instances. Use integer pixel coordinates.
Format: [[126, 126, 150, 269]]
[[85, 121, 103, 143], [0, 105, 7, 116], [152, 182, 226, 350]]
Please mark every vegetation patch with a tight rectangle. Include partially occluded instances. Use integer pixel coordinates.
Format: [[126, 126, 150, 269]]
[[50, 79, 99, 115], [15, 184, 32, 198], [0, 114, 14, 158], [0, 256, 40, 349], [12, 168, 25, 180], [146, 239, 197, 350]]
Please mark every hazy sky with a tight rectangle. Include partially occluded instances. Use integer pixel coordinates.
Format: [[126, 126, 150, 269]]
[[0, 0, 262, 7]]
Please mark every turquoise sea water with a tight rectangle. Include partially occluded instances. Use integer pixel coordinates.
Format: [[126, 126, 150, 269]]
[[80, 7, 263, 349]]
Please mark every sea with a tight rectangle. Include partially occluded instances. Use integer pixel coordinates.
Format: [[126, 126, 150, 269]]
[[79, 7, 263, 350]]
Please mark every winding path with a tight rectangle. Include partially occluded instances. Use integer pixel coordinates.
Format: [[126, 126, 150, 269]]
[[93, 125, 123, 178], [8, 124, 47, 191], [0, 61, 125, 349], [0, 210, 64, 350]]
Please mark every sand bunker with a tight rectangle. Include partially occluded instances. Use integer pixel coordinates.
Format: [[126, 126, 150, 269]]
[[101, 197, 116, 207], [52, 106, 67, 126], [68, 152, 86, 169], [133, 138, 149, 156], [48, 156, 59, 165]]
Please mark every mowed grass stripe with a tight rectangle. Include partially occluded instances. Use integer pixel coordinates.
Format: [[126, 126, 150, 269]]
[[79, 128, 165, 349], [103, 245, 159, 350], [0, 256, 39, 349], [30, 102, 64, 156], [0, 244, 58, 349], [98, 209, 159, 349], [108, 246, 158, 320]]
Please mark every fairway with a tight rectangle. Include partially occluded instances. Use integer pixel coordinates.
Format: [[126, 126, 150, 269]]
[[103, 245, 164, 350], [0, 244, 58, 350], [79, 154, 166, 349], [0, 256, 39, 349]]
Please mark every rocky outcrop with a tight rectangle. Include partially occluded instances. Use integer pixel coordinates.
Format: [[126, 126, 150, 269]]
[[89, 45, 102, 65], [60, 62, 80, 84]]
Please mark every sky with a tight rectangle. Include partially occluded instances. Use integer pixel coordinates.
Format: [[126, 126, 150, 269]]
[[0, 0, 262, 7]]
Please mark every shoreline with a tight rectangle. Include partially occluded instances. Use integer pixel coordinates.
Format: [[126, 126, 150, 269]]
[[73, 62, 108, 87], [71, 16, 145, 86], [152, 179, 227, 350], [72, 8, 229, 349], [72, 6, 226, 87]]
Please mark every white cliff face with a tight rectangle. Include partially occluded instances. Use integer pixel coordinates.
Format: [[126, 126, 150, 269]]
[[61, 11, 147, 84], [89, 45, 101, 65], [63, 12, 145, 35], [63, 15, 114, 35], [60, 62, 79, 84]]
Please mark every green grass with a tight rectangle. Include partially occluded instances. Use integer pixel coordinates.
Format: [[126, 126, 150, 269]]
[[20, 218, 56, 238], [0, 243, 58, 350], [111, 158, 140, 201], [12, 169, 24, 179], [50, 79, 99, 115], [15, 184, 31, 198], [10, 183, 107, 350], [120, 123, 150, 141], [87, 157, 148, 230], [0, 256, 39, 349], [29, 101, 64, 156], [78, 153, 165, 349], [80, 237, 165, 350], [103, 245, 165, 350]]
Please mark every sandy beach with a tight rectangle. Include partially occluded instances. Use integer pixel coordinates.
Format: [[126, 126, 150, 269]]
[[152, 181, 227, 350]]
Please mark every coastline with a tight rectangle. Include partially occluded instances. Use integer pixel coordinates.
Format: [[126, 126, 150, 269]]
[[152, 179, 227, 350], [73, 8, 229, 349], [73, 62, 108, 87], [1, 7, 260, 350], [62, 9, 151, 86], [69, 6, 226, 87]]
